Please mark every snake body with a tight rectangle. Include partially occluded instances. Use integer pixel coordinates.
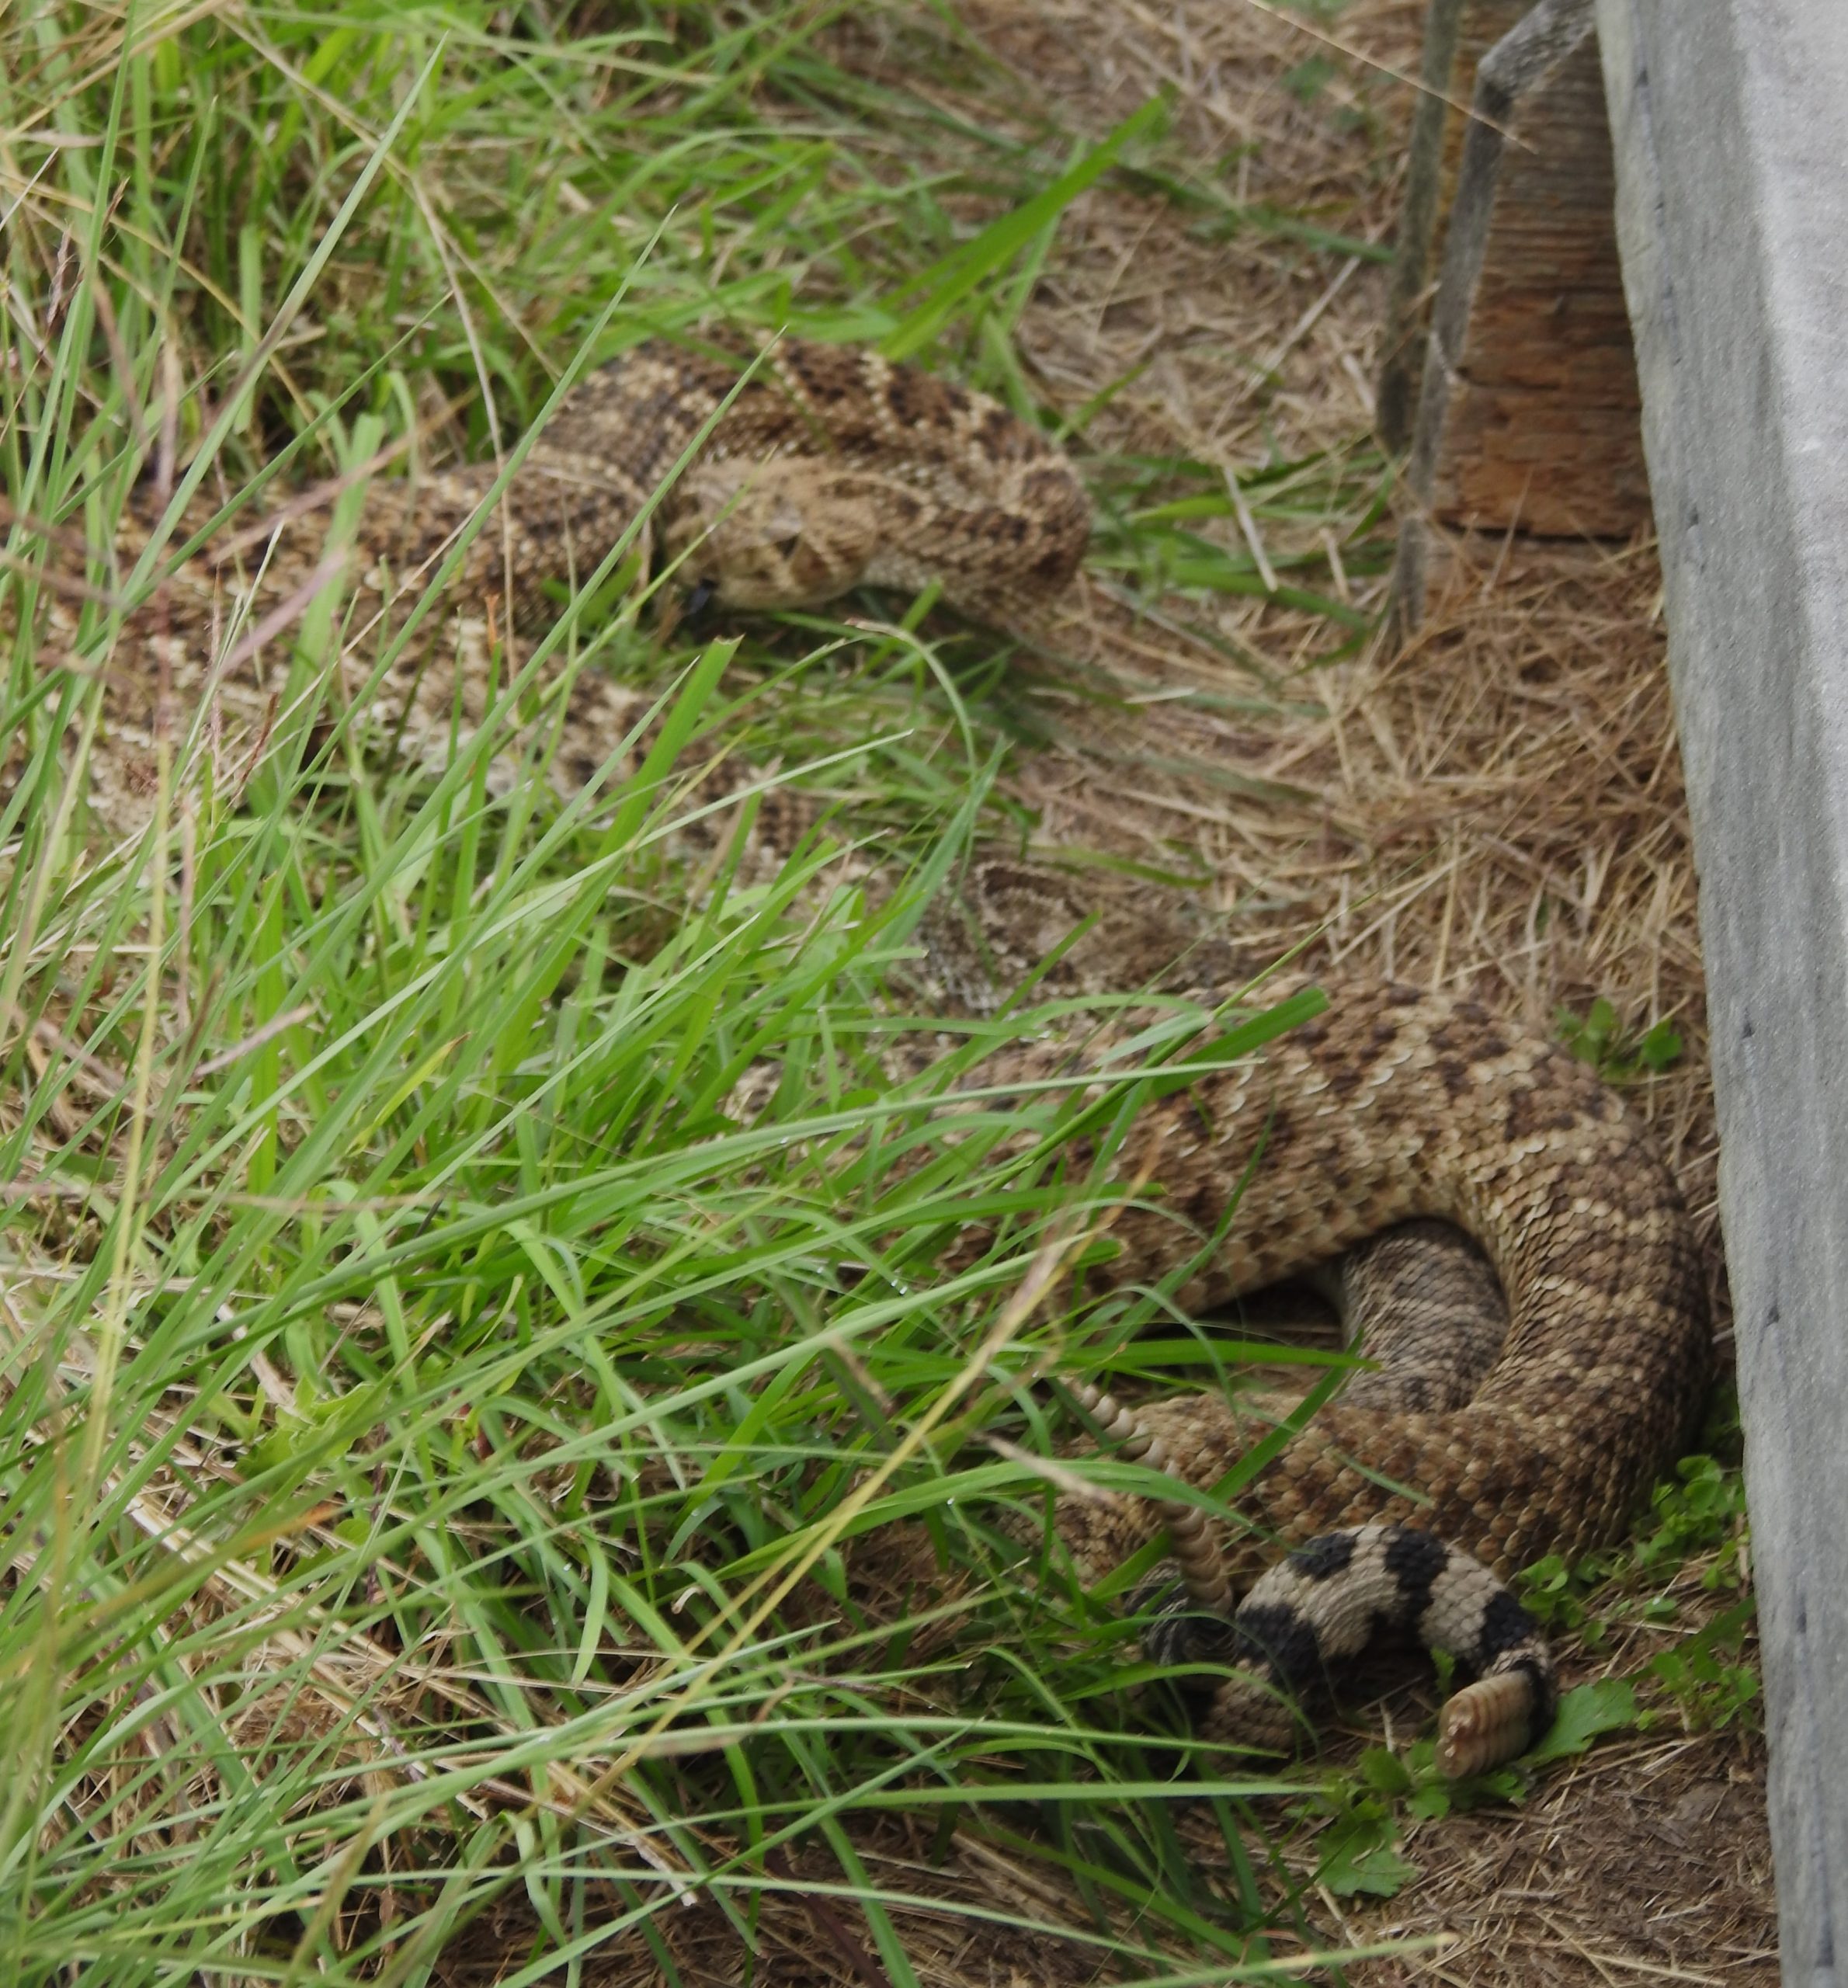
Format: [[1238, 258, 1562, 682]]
[[921, 944, 1707, 1771], [34, 339, 1711, 1768]]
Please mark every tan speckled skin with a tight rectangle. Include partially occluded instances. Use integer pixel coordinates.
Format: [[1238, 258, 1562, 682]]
[[1030, 977, 1711, 1588], [1334, 1218, 1508, 1413], [49, 339, 1089, 829], [380, 338, 1089, 618]]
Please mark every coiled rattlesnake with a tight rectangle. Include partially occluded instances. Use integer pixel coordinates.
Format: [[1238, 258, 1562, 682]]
[[33, 336, 1711, 1774], [915, 855, 1705, 1770]]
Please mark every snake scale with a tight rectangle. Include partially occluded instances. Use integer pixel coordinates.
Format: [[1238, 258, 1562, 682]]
[[37, 336, 1712, 1774]]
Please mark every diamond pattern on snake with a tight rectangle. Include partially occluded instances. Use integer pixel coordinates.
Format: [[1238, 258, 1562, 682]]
[[39, 335, 1711, 1775]]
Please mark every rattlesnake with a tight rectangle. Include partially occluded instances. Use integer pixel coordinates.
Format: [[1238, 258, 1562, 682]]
[[27, 336, 1711, 1774], [912, 855, 1705, 1771], [44, 337, 1086, 830]]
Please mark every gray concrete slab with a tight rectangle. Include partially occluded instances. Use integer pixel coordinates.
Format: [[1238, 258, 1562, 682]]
[[1596, 4, 1848, 1980]]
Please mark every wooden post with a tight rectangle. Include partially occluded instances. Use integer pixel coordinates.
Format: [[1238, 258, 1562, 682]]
[[1377, 0, 1531, 453], [1392, 0, 1650, 625]]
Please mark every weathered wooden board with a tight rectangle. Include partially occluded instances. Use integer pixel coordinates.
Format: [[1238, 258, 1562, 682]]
[[1599, 3, 1848, 1979], [1392, 0, 1649, 620], [1419, 4, 1646, 536], [1377, 0, 1530, 450]]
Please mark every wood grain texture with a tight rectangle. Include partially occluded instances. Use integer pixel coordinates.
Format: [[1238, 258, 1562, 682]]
[[1391, 0, 1650, 627], [1377, 0, 1528, 450], [1599, 2, 1848, 1976], [1424, 9, 1646, 535]]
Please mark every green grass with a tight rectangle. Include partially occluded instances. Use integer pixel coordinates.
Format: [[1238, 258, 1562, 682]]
[[0, 4, 1406, 1979], [0, 2, 1732, 1982]]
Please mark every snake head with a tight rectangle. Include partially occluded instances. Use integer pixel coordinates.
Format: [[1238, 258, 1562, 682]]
[[667, 461, 881, 608]]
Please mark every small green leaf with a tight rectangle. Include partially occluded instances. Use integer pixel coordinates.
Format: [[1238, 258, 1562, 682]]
[[1318, 1812, 1419, 1899], [1638, 1020, 1684, 1070], [1357, 1746, 1413, 1796], [1525, 1678, 1638, 1764]]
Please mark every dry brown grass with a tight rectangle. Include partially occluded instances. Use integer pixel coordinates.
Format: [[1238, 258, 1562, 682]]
[[1335, 1737, 1774, 1985]]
